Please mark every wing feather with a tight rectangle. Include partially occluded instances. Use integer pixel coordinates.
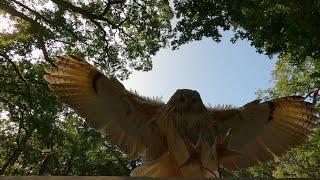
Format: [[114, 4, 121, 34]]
[[44, 56, 167, 160], [210, 96, 319, 170]]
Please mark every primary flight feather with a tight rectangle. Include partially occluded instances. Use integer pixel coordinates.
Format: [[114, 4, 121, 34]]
[[44, 56, 319, 177]]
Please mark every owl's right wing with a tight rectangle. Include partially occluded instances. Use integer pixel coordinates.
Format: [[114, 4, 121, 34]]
[[210, 96, 319, 170], [44, 56, 167, 160]]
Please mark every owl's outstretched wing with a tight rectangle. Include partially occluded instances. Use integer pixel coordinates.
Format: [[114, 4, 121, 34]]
[[210, 96, 319, 170], [44, 56, 166, 160]]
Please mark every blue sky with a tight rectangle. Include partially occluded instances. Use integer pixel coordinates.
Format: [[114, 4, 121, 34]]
[[0, 6, 275, 108], [122, 31, 276, 107]]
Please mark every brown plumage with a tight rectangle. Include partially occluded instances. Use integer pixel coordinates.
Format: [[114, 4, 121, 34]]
[[44, 56, 319, 177]]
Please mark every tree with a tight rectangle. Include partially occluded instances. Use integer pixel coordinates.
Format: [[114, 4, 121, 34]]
[[218, 56, 320, 178], [251, 56, 320, 178], [0, 0, 173, 79], [0, 0, 173, 175], [0, 60, 133, 175], [273, 129, 320, 178], [256, 56, 320, 102], [172, 0, 320, 65]]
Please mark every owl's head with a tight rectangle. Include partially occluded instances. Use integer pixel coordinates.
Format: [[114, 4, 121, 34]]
[[167, 89, 206, 113]]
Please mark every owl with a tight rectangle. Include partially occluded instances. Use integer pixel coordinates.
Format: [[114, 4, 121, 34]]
[[44, 56, 319, 177]]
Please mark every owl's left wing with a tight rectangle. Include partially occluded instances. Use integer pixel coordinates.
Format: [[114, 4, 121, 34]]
[[44, 56, 167, 160], [209, 96, 319, 170]]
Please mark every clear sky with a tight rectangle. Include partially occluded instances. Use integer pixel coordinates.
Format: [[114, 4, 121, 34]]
[[122, 31, 276, 107]]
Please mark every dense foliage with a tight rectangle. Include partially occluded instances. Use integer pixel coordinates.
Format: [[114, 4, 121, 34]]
[[0, 61, 133, 175], [0, 0, 173, 79], [1, 0, 319, 177], [257, 56, 320, 101], [173, 0, 320, 65]]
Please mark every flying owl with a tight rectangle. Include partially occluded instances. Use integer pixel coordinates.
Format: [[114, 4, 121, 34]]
[[44, 56, 319, 177]]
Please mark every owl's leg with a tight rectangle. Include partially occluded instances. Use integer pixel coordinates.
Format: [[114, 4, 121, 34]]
[[179, 157, 220, 177], [200, 142, 220, 177], [130, 152, 181, 177], [177, 138, 203, 169], [178, 139, 220, 177], [178, 150, 199, 169]]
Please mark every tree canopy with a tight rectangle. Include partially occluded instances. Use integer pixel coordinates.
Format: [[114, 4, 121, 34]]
[[251, 56, 320, 178], [173, 0, 320, 64], [0, 60, 134, 175], [0, 0, 173, 79]]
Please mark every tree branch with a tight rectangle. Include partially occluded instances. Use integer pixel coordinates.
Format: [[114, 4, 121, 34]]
[[0, 127, 32, 175], [0, 2, 41, 28], [0, 2, 57, 66], [62, 155, 73, 175], [90, 19, 113, 61], [11, 0, 52, 25], [51, 0, 135, 41], [37, 37, 57, 67], [0, 148, 20, 175], [312, 89, 319, 105], [38, 152, 54, 175], [1, 53, 35, 119], [304, 87, 320, 105], [11, 0, 82, 43], [0, 98, 17, 122], [1, 53, 27, 84], [99, 0, 125, 17]]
